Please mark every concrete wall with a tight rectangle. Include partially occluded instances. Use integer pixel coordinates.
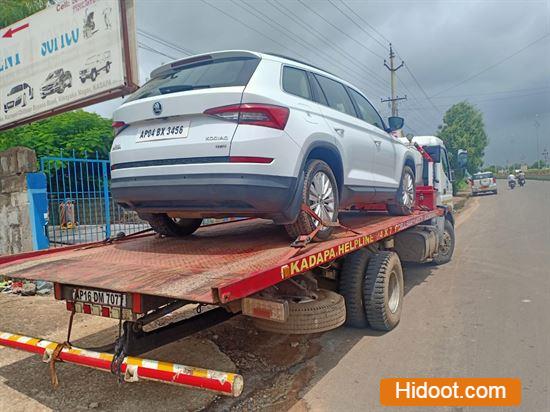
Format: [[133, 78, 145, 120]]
[[0, 147, 37, 255]]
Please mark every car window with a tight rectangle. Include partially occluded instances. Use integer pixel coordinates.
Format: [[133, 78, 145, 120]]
[[282, 66, 312, 100], [347, 87, 385, 130], [473, 172, 493, 179], [307, 72, 328, 105], [313, 74, 356, 116], [442, 149, 451, 178], [127, 56, 260, 102]]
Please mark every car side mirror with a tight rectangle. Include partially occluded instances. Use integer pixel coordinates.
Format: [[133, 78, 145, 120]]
[[387, 116, 404, 132]]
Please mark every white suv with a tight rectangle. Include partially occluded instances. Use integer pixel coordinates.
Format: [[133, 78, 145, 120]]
[[111, 51, 418, 239]]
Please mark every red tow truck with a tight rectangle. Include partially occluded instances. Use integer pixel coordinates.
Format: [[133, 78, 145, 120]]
[[0, 137, 456, 397]]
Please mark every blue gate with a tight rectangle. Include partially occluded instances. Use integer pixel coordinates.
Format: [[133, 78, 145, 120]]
[[40, 151, 149, 246]]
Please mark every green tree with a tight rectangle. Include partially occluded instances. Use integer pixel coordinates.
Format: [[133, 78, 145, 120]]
[[0, 0, 46, 28], [0, 110, 113, 158], [437, 102, 489, 190]]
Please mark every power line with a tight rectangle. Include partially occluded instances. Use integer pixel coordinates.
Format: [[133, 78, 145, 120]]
[[203, 0, 388, 99], [430, 85, 550, 99], [340, 0, 391, 45], [405, 89, 550, 110], [402, 62, 442, 116], [431, 31, 550, 97], [327, 0, 387, 50], [336, 0, 441, 121], [296, 0, 386, 60], [137, 29, 197, 56], [137, 41, 178, 60], [235, 0, 387, 94], [270, 0, 388, 92], [396, 75, 441, 125]]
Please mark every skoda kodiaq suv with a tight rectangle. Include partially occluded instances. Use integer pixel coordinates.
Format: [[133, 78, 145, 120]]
[[111, 51, 418, 240]]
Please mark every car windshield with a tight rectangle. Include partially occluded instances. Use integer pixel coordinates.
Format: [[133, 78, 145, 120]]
[[473, 172, 493, 180], [46, 71, 58, 80], [126, 56, 260, 102], [8, 85, 21, 95]]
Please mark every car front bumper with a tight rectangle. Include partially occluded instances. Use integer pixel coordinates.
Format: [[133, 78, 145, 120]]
[[111, 173, 303, 224]]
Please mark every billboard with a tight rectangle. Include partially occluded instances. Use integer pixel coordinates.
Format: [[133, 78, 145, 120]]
[[0, 0, 138, 131]]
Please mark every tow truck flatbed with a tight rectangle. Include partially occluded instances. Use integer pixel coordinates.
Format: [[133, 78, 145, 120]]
[[0, 210, 440, 305]]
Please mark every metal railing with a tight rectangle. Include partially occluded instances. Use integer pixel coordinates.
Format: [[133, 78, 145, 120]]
[[40, 151, 149, 246]]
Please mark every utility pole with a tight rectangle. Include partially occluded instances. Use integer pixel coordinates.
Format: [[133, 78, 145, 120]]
[[542, 149, 549, 167], [382, 43, 406, 116], [535, 114, 540, 169]]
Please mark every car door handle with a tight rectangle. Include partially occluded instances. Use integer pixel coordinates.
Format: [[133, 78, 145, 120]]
[[374, 140, 382, 147], [334, 128, 344, 136]]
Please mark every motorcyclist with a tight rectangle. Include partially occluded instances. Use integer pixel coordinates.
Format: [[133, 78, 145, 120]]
[[517, 170, 526, 186], [508, 173, 517, 188]]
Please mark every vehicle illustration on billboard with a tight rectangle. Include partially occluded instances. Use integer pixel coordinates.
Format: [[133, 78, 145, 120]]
[[40, 69, 72, 98], [3, 83, 33, 113], [80, 51, 112, 83]]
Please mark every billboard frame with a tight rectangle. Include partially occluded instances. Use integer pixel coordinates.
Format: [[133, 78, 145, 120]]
[[0, 0, 139, 131]]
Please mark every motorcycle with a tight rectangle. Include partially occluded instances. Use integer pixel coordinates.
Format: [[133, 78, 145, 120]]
[[518, 177, 526, 187], [509, 179, 516, 189]]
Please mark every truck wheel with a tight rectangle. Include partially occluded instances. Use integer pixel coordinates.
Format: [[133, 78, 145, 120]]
[[285, 159, 339, 241], [432, 219, 455, 265], [339, 248, 371, 328], [91, 69, 97, 81], [253, 289, 346, 334], [106, 62, 111, 73], [140, 213, 202, 237], [363, 251, 404, 331], [388, 166, 415, 216]]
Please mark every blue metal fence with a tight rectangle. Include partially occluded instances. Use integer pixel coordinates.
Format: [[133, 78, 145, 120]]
[[40, 151, 149, 246]]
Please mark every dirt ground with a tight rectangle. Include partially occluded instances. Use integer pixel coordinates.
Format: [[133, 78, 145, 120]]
[[0, 198, 474, 411], [0, 293, 325, 411]]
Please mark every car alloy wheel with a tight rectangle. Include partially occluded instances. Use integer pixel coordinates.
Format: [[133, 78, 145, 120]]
[[402, 171, 415, 209], [309, 171, 335, 225]]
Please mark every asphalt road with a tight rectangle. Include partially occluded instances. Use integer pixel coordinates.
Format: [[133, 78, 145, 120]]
[[1, 181, 548, 411], [297, 180, 550, 411]]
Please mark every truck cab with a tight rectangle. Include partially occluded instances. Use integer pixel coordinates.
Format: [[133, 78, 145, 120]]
[[412, 135, 454, 211]]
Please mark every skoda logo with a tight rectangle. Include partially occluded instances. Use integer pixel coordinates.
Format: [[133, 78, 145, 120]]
[[152, 102, 162, 115]]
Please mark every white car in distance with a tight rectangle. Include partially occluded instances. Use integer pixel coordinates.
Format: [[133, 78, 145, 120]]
[[110, 51, 419, 240]]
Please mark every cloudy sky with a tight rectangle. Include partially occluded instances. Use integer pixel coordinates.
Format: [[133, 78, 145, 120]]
[[91, 0, 550, 166]]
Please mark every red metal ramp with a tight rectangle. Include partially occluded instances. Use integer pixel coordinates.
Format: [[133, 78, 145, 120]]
[[0, 211, 439, 304]]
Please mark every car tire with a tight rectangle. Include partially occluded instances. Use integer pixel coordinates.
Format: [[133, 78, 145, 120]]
[[22, 96, 26, 107], [339, 248, 372, 328], [388, 166, 415, 216], [140, 213, 202, 237], [363, 251, 404, 331], [106, 62, 111, 73], [284, 159, 339, 241], [432, 219, 455, 265], [81, 77, 86, 83], [252, 289, 346, 334], [91, 69, 97, 81]]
